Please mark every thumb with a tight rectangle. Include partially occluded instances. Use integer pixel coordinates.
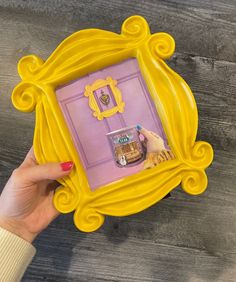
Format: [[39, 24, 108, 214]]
[[136, 125, 153, 140], [25, 161, 74, 183]]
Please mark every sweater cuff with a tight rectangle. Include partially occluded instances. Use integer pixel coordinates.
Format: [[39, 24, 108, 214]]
[[0, 227, 36, 282]]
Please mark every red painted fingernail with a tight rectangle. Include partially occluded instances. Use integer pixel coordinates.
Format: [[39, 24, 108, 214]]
[[60, 161, 73, 171]]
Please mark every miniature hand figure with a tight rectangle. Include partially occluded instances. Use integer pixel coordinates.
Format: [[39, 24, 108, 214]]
[[136, 124, 175, 169], [0, 147, 74, 243]]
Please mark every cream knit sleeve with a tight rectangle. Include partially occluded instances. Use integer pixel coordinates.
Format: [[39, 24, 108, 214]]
[[0, 227, 36, 282]]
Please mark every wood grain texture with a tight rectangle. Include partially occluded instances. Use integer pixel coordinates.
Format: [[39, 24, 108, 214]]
[[0, 0, 235, 281]]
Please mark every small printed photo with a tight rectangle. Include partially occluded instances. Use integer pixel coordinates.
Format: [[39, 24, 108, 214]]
[[56, 58, 175, 190]]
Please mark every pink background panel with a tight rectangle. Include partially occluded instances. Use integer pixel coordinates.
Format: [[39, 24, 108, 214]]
[[56, 59, 167, 190]]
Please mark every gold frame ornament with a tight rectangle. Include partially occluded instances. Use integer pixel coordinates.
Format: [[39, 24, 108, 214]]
[[84, 76, 125, 120], [11, 15, 213, 232]]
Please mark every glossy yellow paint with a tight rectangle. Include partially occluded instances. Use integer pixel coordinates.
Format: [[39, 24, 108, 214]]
[[84, 76, 125, 120], [12, 15, 213, 232]]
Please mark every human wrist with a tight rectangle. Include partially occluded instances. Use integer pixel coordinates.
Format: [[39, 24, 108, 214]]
[[0, 216, 36, 243]]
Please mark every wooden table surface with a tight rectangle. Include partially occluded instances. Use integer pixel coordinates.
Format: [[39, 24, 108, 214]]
[[0, 1, 236, 281]]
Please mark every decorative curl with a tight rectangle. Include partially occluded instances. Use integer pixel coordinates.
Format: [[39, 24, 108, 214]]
[[148, 32, 175, 59], [18, 55, 44, 80], [190, 141, 214, 168], [54, 186, 79, 213], [121, 15, 150, 39], [74, 206, 105, 232], [181, 169, 207, 195], [11, 82, 43, 112]]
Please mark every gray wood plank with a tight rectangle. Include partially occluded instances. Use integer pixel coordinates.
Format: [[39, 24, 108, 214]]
[[0, 0, 236, 62], [0, 0, 236, 281]]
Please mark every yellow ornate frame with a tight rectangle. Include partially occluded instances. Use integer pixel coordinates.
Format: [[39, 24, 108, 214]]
[[84, 76, 125, 120], [12, 15, 213, 232]]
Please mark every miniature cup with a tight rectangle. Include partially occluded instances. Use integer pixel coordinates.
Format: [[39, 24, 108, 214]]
[[106, 126, 145, 168]]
